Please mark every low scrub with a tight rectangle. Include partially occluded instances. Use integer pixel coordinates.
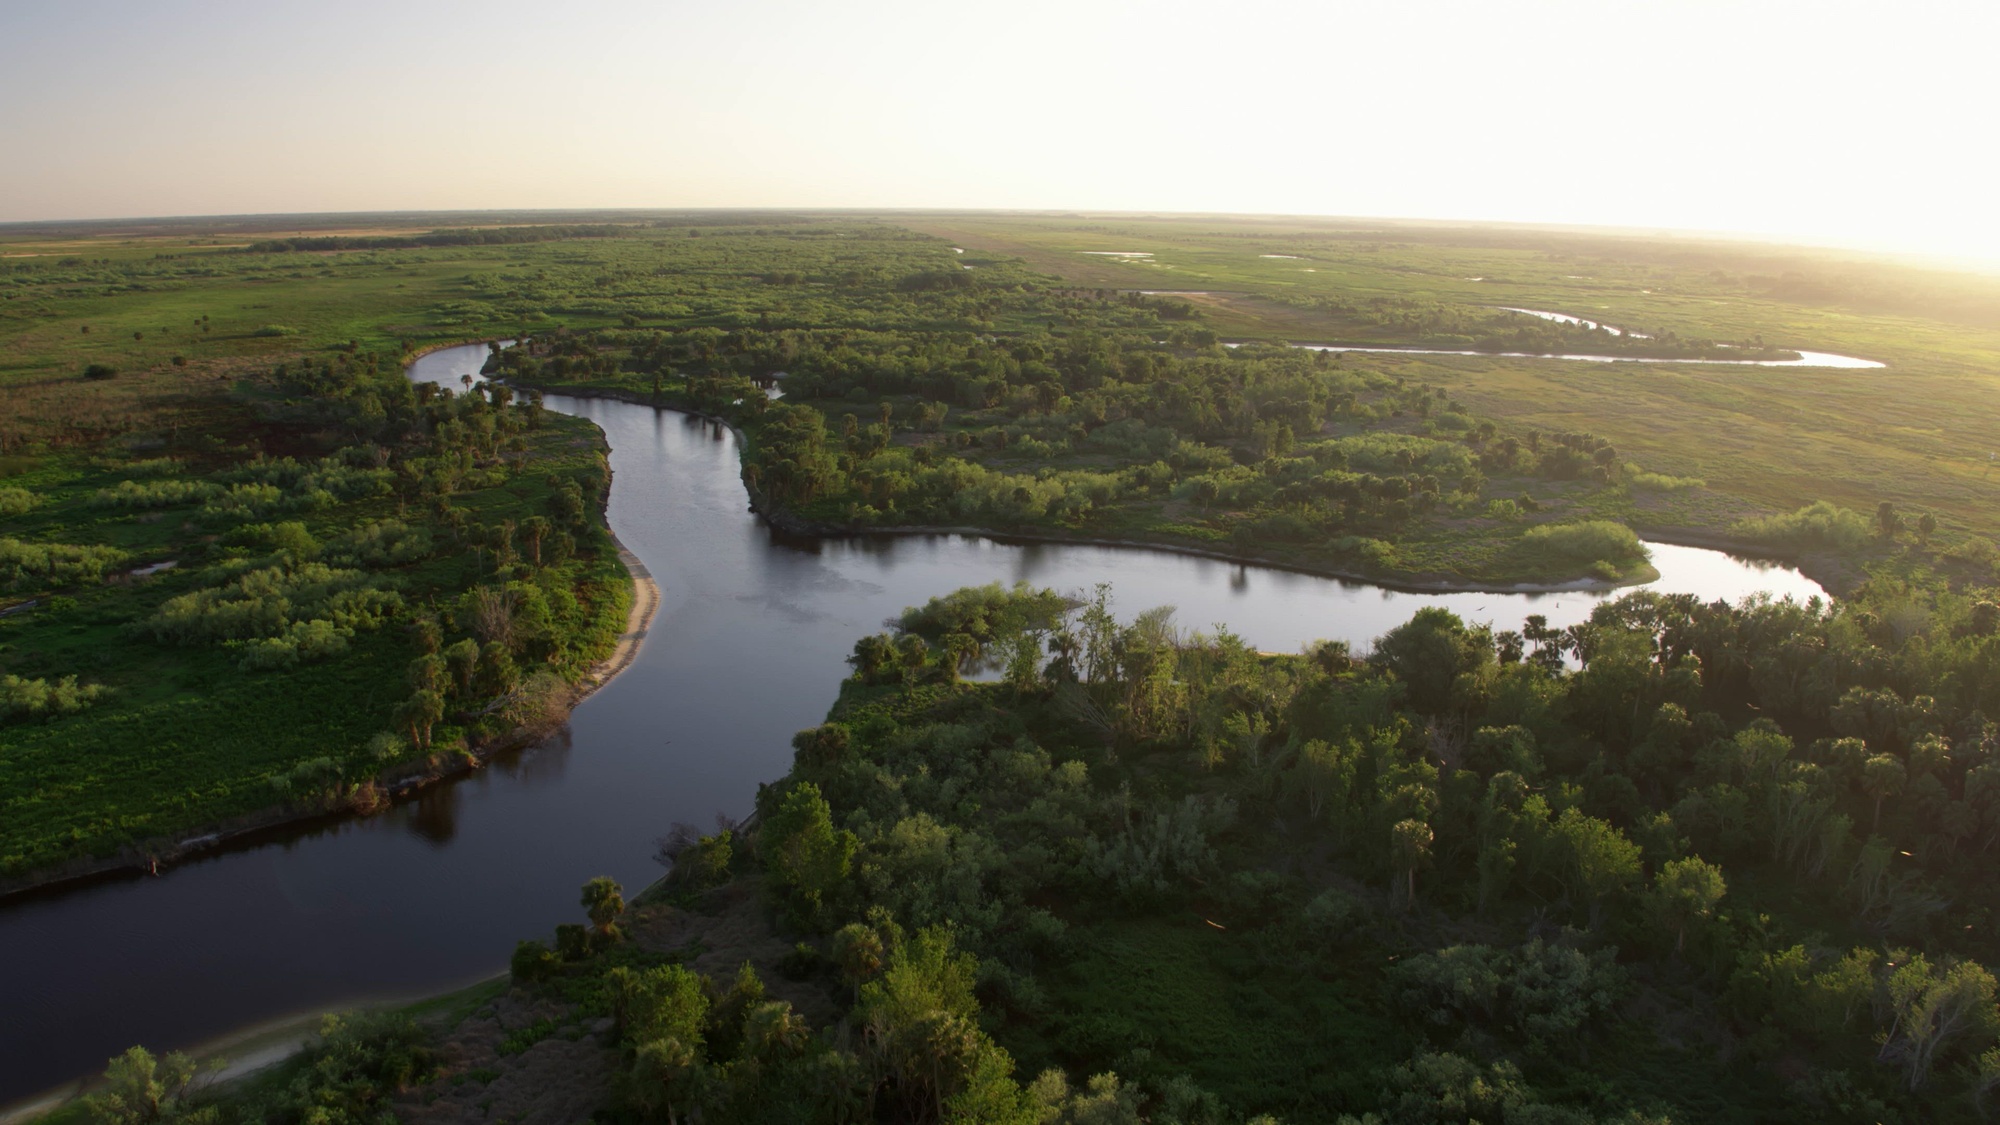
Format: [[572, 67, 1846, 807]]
[[0, 537, 128, 589], [1735, 500, 1872, 552], [0, 487, 37, 516], [324, 520, 434, 567], [91, 478, 219, 509], [145, 561, 402, 646], [1, 673, 110, 724], [1516, 520, 1647, 578], [1623, 464, 1705, 492], [238, 618, 354, 670]]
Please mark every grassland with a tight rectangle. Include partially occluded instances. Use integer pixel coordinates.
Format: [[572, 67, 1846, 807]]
[[899, 213, 2000, 554]]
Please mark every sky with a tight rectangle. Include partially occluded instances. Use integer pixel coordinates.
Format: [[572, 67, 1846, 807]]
[[3, 0, 1996, 261]]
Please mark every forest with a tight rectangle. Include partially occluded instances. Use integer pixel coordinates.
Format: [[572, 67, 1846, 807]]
[[92, 574, 2000, 1124]]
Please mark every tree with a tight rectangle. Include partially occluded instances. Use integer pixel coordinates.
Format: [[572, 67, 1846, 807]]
[[763, 782, 857, 922], [1291, 738, 1355, 819], [1879, 954, 2000, 1091], [520, 515, 551, 566], [833, 921, 887, 990], [1392, 818, 1433, 908], [1651, 855, 1726, 953], [84, 1047, 201, 1125], [1863, 754, 1907, 832], [855, 927, 1032, 1124], [581, 876, 626, 943], [443, 639, 480, 696], [396, 689, 444, 749], [621, 964, 711, 1125], [1878, 500, 1902, 538], [1371, 607, 1492, 715], [1553, 807, 1642, 928]]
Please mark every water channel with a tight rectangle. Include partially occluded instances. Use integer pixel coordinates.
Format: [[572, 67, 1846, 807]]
[[0, 344, 1827, 1107]]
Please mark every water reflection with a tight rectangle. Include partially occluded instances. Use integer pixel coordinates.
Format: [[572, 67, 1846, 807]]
[[403, 785, 461, 847]]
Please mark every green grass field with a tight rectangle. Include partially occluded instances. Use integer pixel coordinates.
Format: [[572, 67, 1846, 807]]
[[901, 213, 2000, 549]]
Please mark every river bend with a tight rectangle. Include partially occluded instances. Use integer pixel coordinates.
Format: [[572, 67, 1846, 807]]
[[0, 345, 1825, 1107]]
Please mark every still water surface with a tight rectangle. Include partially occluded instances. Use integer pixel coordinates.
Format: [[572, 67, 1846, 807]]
[[0, 345, 1824, 1105]]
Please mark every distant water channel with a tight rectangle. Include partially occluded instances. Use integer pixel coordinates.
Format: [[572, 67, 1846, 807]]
[[0, 345, 1827, 1108]]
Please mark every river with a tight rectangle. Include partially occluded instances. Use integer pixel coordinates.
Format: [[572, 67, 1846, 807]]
[[0, 344, 1826, 1109]]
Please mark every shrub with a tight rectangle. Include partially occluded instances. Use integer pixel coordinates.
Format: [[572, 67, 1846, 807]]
[[82, 363, 118, 380], [0, 538, 128, 589], [511, 939, 561, 983], [203, 483, 293, 520], [238, 618, 353, 671], [0, 487, 37, 516], [1393, 938, 1625, 1055], [1302, 887, 1370, 941], [146, 562, 401, 645], [91, 478, 218, 509], [1334, 535, 1398, 569], [1517, 520, 1647, 573], [1624, 464, 1705, 492], [1, 674, 110, 724], [1081, 795, 1236, 902], [325, 520, 433, 567], [252, 324, 300, 337], [1734, 501, 1872, 552], [120, 457, 185, 478]]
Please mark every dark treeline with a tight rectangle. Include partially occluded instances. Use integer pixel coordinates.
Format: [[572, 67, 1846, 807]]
[[245, 225, 644, 253]]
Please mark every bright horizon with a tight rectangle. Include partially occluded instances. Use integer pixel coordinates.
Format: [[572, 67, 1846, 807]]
[[4, 0, 1996, 264]]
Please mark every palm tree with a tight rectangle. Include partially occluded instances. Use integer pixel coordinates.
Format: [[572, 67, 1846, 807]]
[[1392, 818, 1432, 909], [1864, 754, 1907, 831]]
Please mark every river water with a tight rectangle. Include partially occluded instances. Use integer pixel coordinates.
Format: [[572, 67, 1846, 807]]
[[0, 345, 1825, 1107]]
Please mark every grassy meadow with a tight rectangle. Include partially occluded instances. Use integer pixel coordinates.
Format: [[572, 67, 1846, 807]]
[[901, 213, 2000, 551]]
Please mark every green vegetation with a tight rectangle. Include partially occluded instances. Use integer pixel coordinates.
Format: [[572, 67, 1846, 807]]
[[104, 573, 2000, 1122], [711, 576, 2000, 1121], [489, 314, 1662, 587], [1735, 500, 1875, 552], [22, 209, 2000, 1118], [0, 347, 628, 879], [61, 1013, 434, 1125], [901, 213, 2000, 577]]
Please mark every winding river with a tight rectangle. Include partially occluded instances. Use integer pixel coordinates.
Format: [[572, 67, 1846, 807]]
[[0, 345, 1826, 1109]]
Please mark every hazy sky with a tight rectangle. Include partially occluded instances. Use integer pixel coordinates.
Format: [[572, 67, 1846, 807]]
[[3, 0, 1995, 260]]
